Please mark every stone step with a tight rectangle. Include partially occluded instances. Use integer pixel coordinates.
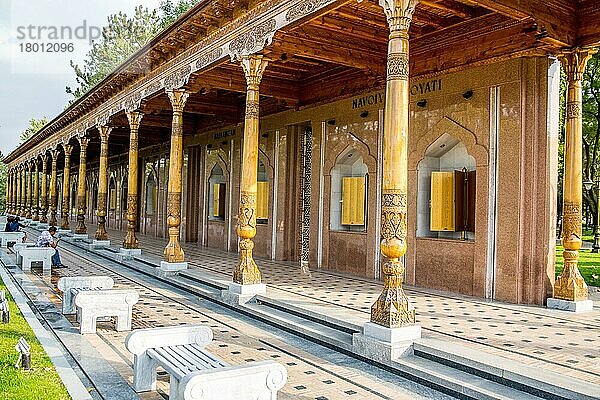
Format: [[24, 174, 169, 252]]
[[396, 355, 544, 400], [413, 338, 600, 400]]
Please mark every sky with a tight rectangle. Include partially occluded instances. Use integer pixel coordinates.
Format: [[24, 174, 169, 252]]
[[0, 0, 160, 157]]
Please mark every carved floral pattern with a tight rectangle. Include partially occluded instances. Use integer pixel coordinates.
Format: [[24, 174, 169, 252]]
[[229, 19, 276, 57], [566, 102, 581, 119], [245, 100, 260, 119], [387, 53, 409, 80], [285, 0, 331, 21], [196, 47, 224, 70], [164, 64, 192, 90]]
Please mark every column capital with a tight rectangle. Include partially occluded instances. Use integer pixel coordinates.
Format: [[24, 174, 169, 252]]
[[126, 111, 144, 131], [41, 153, 48, 163], [240, 55, 268, 90], [78, 136, 90, 150], [63, 144, 74, 158], [166, 89, 189, 114], [559, 47, 597, 82], [50, 149, 60, 161], [98, 125, 112, 141], [379, 0, 418, 33]]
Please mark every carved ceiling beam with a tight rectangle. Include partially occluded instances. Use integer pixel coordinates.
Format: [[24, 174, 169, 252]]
[[420, 0, 473, 19], [467, 0, 576, 46]]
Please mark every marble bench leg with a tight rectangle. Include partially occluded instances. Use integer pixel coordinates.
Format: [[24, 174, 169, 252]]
[[115, 309, 132, 332], [170, 376, 183, 400], [79, 311, 98, 334], [133, 354, 158, 392]]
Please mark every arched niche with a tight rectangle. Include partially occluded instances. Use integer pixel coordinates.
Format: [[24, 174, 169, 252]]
[[208, 164, 226, 221], [416, 132, 476, 240], [329, 147, 368, 232]]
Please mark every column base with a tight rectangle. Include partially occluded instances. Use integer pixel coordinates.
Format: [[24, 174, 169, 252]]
[[352, 322, 421, 362], [115, 248, 142, 262], [222, 282, 267, 306], [72, 234, 88, 241], [57, 229, 73, 236], [89, 240, 110, 250], [547, 298, 594, 313], [157, 261, 188, 277]]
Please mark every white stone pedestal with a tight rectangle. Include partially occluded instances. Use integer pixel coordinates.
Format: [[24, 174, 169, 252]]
[[547, 298, 594, 313], [30, 221, 39, 226], [89, 240, 110, 250], [57, 229, 73, 237], [353, 322, 422, 362], [115, 248, 141, 262], [222, 283, 266, 305], [157, 261, 188, 277], [72, 234, 88, 241], [37, 223, 49, 230]]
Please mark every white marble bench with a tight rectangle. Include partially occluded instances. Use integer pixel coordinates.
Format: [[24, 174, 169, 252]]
[[12, 243, 28, 266], [57, 276, 114, 314], [0, 232, 25, 247], [20, 247, 55, 275], [125, 325, 287, 400], [75, 289, 139, 334]]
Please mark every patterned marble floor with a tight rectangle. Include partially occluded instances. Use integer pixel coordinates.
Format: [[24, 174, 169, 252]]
[[47, 223, 600, 386], [22, 228, 449, 400]]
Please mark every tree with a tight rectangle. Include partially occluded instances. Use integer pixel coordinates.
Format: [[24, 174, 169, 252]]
[[66, 1, 201, 101], [20, 116, 48, 144]]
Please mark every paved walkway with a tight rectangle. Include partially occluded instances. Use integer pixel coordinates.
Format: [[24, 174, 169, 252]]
[[21, 227, 448, 400], [70, 222, 600, 386]]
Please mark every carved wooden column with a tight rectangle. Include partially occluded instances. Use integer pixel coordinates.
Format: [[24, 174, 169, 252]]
[[164, 90, 189, 264], [123, 112, 143, 250], [32, 159, 40, 221], [40, 155, 48, 224], [21, 165, 26, 217], [553, 48, 598, 304], [17, 166, 23, 216], [75, 137, 90, 235], [60, 144, 73, 231], [95, 126, 112, 243], [371, 0, 418, 328], [6, 170, 12, 214], [49, 150, 59, 226], [25, 162, 32, 219], [232, 55, 268, 286]]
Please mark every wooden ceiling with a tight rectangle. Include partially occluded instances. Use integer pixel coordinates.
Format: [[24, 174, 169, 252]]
[[7, 0, 600, 165]]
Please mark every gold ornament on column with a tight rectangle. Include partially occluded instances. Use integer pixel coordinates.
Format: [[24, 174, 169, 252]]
[[60, 144, 73, 230], [25, 162, 33, 219], [233, 54, 268, 285], [33, 159, 40, 221], [16, 166, 22, 216], [40, 155, 49, 224], [123, 112, 143, 249], [49, 150, 60, 227], [6, 170, 12, 215], [95, 126, 112, 241], [371, 0, 418, 328], [164, 89, 189, 263], [554, 48, 598, 302], [75, 137, 90, 235]]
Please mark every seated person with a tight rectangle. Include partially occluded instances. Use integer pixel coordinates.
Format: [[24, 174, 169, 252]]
[[7, 217, 27, 243], [4, 216, 14, 232], [35, 227, 65, 268]]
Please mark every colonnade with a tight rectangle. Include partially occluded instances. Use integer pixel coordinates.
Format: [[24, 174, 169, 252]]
[[3, 0, 597, 327]]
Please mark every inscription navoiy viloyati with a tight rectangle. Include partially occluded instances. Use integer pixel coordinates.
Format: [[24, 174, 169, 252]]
[[351, 79, 443, 109]]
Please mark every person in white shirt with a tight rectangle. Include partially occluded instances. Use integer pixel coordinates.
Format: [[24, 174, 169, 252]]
[[35, 227, 65, 268]]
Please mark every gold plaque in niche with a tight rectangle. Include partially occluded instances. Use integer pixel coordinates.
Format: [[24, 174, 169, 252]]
[[430, 171, 455, 231], [256, 181, 269, 220], [342, 176, 366, 226], [213, 183, 226, 218]]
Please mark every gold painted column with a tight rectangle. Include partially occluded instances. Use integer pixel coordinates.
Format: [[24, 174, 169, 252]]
[[40, 155, 48, 224], [16, 167, 22, 216], [95, 126, 112, 242], [21, 165, 26, 217], [25, 162, 32, 219], [123, 112, 143, 249], [49, 150, 59, 226], [233, 55, 268, 285], [371, 0, 418, 327], [75, 137, 90, 235], [554, 48, 598, 302], [60, 145, 73, 230], [164, 89, 189, 263], [6, 170, 12, 214], [33, 159, 40, 221]]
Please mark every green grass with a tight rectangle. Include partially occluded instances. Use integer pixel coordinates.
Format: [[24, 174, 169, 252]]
[[555, 245, 600, 287], [0, 278, 71, 400]]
